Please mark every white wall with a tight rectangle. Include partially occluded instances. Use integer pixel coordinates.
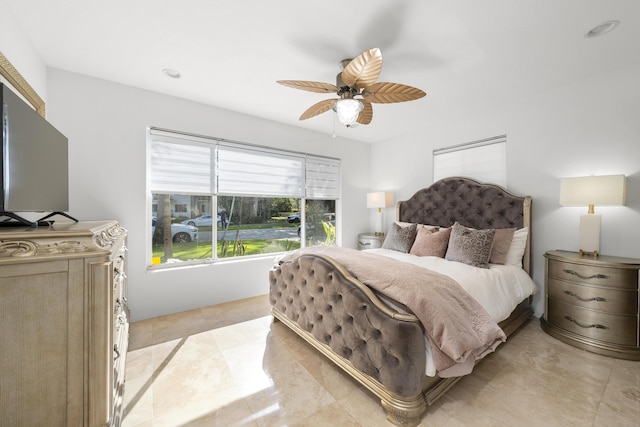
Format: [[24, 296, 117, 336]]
[[0, 1, 47, 101], [46, 69, 371, 321], [371, 63, 640, 317]]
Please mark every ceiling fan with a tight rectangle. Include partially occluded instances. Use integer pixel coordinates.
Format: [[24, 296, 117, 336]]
[[277, 47, 426, 127]]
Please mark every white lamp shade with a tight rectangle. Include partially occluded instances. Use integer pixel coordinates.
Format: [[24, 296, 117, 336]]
[[366, 192, 394, 209], [560, 175, 626, 207], [335, 99, 364, 126]]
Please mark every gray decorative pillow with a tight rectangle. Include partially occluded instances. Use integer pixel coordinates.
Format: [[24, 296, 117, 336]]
[[445, 222, 496, 268], [382, 222, 417, 253]]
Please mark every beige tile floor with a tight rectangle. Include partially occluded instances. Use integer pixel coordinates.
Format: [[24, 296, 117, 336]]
[[122, 295, 639, 427]]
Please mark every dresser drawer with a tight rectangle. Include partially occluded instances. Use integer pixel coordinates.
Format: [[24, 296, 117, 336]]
[[548, 299, 638, 346], [548, 277, 638, 315], [548, 260, 638, 290]]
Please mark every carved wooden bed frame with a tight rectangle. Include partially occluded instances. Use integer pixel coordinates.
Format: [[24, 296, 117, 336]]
[[269, 177, 533, 426]]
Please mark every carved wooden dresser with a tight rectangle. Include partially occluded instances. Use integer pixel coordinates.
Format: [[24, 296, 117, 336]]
[[0, 221, 129, 426]]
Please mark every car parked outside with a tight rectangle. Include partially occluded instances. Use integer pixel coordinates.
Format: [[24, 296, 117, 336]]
[[181, 214, 222, 227], [152, 218, 198, 243], [287, 213, 301, 223]]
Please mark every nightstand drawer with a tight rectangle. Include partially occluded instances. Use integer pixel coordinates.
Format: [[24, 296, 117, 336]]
[[548, 278, 638, 315], [548, 260, 638, 290], [358, 233, 383, 250], [548, 299, 637, 346]]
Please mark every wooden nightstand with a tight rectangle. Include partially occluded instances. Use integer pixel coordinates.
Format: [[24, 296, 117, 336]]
[[541, 250, 640, 360], [358, 233, 383, 250]]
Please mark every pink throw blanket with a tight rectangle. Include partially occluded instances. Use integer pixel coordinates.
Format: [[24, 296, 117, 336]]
[[280, 247, 506, 373]]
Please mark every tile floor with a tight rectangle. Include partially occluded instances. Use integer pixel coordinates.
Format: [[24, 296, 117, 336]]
[[122, 295, 639, 427]]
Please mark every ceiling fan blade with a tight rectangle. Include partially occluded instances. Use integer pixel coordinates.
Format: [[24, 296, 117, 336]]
[[356, 102, 373, 125], [363, 82, 426, 104], [277, 80, 338, 94], [341, 48, 382, 89], [299, 99, 336, 120]]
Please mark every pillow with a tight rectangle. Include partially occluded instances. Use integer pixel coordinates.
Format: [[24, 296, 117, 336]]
[[410, 227, 451, 257], [382, 222, 417, 253], [489, 228, 516, 265], [396, 221, 439, 231], [395, 221, 415, 228], [445, 222, 496, 268], [416, 223, 440, 231], [504, 227, 529, 267]]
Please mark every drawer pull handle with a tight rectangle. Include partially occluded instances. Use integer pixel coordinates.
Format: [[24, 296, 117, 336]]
[[564, 290, 608, 303], [564, 315, 609, 330], [358, 241, 371, 246], [562, 269, 608, 280]]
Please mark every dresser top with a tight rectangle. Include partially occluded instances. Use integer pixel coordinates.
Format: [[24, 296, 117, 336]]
[[0, 220, 118, 239], [545, 250, 640, 268], [0, 220, 125, 263]]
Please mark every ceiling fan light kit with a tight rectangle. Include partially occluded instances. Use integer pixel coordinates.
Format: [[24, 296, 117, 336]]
[[277, 47, 425, 128], [334, 99, 364, 127]]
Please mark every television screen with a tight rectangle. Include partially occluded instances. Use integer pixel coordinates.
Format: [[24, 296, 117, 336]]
[[1, 83, 69, 214]]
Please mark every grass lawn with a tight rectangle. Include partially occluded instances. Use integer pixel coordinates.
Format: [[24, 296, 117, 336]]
[[152, 238, 301, 262]]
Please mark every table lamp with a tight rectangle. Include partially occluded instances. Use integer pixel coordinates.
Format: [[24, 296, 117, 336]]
[[366, 191, 394, 236], [559, 174, 626, 257]]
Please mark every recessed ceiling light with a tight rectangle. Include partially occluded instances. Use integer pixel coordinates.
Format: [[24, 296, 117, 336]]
[[162, 68, 181, 78], [586, 20, 619, 38]]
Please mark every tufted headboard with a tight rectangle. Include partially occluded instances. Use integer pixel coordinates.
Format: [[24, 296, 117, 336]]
[[397, 177, 532, 273]]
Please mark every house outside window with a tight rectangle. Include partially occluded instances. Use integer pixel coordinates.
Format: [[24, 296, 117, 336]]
[[147, 127, 341, 267]]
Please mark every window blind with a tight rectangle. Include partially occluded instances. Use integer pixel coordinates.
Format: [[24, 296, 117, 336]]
[[217, 144, 305, 197], [433, 135, 507, 186], [149, 131, 214, 195], [305, 156, 341, 199], [148, 127, 340, 199]]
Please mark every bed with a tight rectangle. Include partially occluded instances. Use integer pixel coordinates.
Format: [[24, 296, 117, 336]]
[[269, 177, 537, 426]]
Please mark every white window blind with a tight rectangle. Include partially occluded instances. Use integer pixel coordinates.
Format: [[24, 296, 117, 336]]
[[148, 127, 339, 199], [305, 156, 341, 199], [149, 131, 214, 195], [433, 135, 507, 186], [217, 144, 305, 197]]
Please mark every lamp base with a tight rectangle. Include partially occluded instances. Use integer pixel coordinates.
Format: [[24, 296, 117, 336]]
[[579, 213, 601, 256], [374, 231, 385, 237], [579, 249, 599, 259]]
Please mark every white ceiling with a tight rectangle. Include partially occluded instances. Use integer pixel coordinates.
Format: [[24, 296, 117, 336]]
[[5, 0, 640, 143]]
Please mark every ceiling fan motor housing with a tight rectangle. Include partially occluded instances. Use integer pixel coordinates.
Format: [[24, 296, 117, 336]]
[[335, 73, 359, 99]]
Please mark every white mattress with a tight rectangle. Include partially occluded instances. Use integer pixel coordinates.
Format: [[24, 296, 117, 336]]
[[365, 248, 539, 376]]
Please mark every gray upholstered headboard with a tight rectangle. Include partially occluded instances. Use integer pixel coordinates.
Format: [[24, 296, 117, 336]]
[[397, 177, 532, 273]]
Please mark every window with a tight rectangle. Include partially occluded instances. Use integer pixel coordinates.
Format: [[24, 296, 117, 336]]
[[147, 128, 340, 267], [433, 135, 507, 186]]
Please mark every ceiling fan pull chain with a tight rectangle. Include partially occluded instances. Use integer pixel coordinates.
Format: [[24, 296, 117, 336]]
[[332, 113, 336, 138]]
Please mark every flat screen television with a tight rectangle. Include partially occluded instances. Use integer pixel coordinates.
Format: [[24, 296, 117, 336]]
[[1, 82, 71, 226]]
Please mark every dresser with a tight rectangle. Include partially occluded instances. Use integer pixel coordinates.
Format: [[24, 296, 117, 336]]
[[357, 232, 384, 250], [0, 221, 129, 426], [541, 250, 640, 360]]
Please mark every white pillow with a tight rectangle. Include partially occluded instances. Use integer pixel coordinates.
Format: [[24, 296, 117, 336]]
[[396, 221, 439, 231], [395, 221, 415, 228], [504, 227, 528, 267]]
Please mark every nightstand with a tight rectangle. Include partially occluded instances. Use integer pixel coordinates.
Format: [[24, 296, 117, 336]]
[[358, 233, 383, 250], [541, 250, 640, 360]]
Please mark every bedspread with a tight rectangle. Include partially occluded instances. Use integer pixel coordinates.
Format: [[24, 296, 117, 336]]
[[279, 247, 507, 372]]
